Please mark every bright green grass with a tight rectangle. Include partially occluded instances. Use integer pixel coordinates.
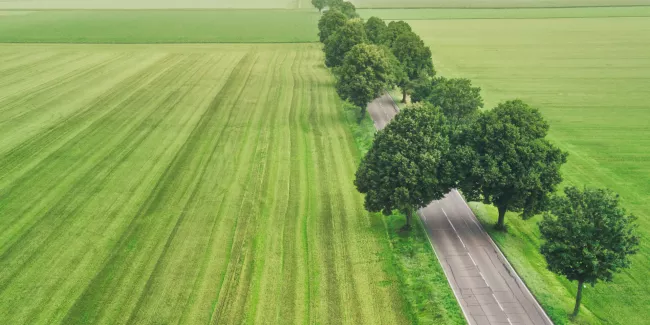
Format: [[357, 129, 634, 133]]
[[342, 104, 466, 325], [0, 43, 415, 324], [0, 0, 306, 9], [403, 16, 650, 325], [352, 0, 650, 9], [359, 6, 650, 19], [0, 10, 319, 43]]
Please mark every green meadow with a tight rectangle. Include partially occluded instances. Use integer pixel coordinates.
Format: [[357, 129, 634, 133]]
[[395, 11, 650, 325], [0, 10, 319, 43], [353, 0, 650, 8], [0, 0, 307, 9], [358, 5, 650, 19], [0, 4, 467, 324], [0, 43, 415, 324]]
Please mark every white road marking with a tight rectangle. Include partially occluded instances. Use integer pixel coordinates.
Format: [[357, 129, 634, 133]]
[[493, 294, 504, 311], [468, 253, 477, 266], [442, 207, 466, 249], [479, 271, 489, 287], [451, 189, 554, 325]]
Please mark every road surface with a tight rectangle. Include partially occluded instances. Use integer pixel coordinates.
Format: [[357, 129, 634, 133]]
[[367, 92, 399, 130], [366, 94, 553, 325]]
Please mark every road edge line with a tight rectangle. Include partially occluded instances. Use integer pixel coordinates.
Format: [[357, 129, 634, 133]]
[[452, 189, 555, 325], [416, 209, 474, 325]]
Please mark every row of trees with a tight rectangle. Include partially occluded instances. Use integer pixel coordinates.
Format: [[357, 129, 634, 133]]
[[318, 8, 434, 118], [313, 2, 638, 319]]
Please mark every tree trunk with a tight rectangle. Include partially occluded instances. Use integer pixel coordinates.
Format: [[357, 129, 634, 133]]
[[401, 88, 407, 103], [405, 208, 413, 229], [496, 205, 507, 230], [572, 280, 584, 317]]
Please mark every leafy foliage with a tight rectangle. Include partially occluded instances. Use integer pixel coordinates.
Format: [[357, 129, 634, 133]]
[[421, 77, 483, 121], [365, 16, 387, 44], [328, 0, 358, 18], [335, 43, 394, 116], [411, 75, 438, 103], [380, 45, 407, 90], [390, 30, 434, 102], [355, 103, 455, 228], [311, 0, 326, 12], [324, 18, 367, 67], [539, 186, 639, 316], [459, 100, 568, 229], [317, 9, 347, 43], [382, 20, 412, 47]]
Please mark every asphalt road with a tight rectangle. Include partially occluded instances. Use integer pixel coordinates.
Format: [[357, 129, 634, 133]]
[[366, 94, 553, 325], [367, 92, 399, 130]]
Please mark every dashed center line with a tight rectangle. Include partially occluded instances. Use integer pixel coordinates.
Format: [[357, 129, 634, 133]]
[[441, 207, 466, 249]]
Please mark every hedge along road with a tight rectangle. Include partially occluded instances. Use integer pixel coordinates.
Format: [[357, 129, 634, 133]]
[[367, 94, 553, 325]]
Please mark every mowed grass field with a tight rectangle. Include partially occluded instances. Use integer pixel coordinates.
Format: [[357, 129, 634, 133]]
[[0, 0, 307, 9], [397, 12, 650, 325], [0, 44, 411, 324], [0, 10, 319, 43], [358, 5, 650, 19], [352, 0, 650, 8]]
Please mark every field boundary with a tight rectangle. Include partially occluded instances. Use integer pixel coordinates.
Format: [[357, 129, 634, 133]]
[[355, 4, 650, 9]]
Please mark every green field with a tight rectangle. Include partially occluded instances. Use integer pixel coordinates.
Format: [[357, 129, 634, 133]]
[[399, 13, 650, 325], [0, 10, 319, 43], [0, 43, 415, 324], [352, 0, 650, 8], [0, 0, 306, 9], [359, 6, 650, 19]]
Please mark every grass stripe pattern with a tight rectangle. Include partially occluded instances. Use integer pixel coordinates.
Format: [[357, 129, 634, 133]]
[[0, 44, 409, 325]]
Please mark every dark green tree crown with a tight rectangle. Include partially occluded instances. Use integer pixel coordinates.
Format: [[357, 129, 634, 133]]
[[540, 186, 640, 284]]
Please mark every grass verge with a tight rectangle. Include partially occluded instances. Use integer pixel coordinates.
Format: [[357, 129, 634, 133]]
[[341, 103, 466, 325]]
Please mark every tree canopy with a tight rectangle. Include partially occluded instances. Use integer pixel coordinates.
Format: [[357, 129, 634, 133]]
[[539, 186, 639, 317], [311, 0, 326, 12], [382, 21, 412, 47], [328, 0, 358, 18], [420, 77, 483, 122], [365, 16, 387, 45], [459, 100, 568, 229], [335, 43, 394, 118], [390, 31, 434, 103], [355, 103, 455, 229], [324, 18, 367, 68], [317, 9, 347, 43]]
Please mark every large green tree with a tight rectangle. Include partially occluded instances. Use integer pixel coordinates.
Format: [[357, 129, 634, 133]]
[[539, 186, 639, 317], [327, 0, 357, 18], [382, 20, 412, 47], [324, 18, 367, 68], [421, 77, 483, 122], [365, 16, 387, 45], [459, 100, 568, 230], [335, 43, 394, 118], [355, 103, 455, 229], [311, 0, 326, 12], [411, 74, 438, 103], [391, 31, 434, 103], [317, 9, 347, 43]]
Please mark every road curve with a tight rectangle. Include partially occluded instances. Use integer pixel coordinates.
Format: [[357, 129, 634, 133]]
[[366, 94, 553, 325]]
